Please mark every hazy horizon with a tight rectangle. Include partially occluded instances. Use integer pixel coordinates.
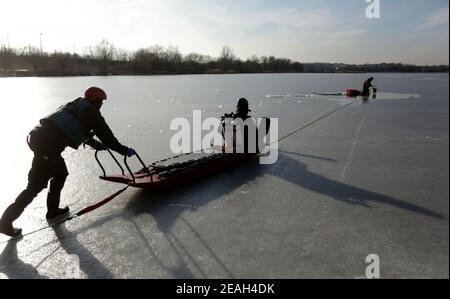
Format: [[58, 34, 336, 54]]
[[1, 0, 448, 66]]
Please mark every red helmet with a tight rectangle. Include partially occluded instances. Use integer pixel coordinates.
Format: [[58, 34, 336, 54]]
[[85, 87, 107, 102]]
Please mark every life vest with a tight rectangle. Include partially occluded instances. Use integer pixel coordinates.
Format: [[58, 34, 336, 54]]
[[42, 98, 95, 149]]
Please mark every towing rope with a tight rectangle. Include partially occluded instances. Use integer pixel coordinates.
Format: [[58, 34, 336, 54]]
[[275, 99, 359, 144], [1, 99, 359, 244], [67, 185, 130, 220]]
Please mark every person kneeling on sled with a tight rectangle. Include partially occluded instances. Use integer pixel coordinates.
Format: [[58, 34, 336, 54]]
[[220, 98, 259, 154], [0, 87, 136, 237]]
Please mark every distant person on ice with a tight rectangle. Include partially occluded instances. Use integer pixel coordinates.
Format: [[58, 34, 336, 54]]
[[0, 87, 136, 237], [362, 77, 375, 97]]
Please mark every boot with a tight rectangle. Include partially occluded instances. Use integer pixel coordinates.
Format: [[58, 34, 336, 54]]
[[0, 194, 30, 237], [0, 219, 22, 237], [46, 190, 69, 222], [46, 206, 70, 222]]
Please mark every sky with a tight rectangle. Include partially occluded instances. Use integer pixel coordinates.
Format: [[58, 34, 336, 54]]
[[0, 0, 448, 65]]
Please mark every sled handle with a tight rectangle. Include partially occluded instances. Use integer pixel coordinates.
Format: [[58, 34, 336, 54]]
[[123, 152, 152, 184], [95, 149, 125, 177]]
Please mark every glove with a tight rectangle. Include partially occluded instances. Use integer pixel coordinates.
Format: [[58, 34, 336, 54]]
[[126, 148, 137, 157]]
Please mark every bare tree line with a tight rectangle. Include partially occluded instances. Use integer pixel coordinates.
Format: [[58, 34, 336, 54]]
[[0, 39, 448, 77]]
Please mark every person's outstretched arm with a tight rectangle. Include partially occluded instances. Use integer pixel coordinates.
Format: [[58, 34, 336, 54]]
[[86, 108, 129, 156]]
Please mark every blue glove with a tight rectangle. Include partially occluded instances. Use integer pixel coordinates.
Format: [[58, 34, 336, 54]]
[[126, 148, 137, 157]]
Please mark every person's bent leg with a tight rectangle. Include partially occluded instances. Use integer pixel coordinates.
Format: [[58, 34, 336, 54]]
[[46, 158, 69, 220], [0, 185, 45, 225], [0, 156, 51, 236]]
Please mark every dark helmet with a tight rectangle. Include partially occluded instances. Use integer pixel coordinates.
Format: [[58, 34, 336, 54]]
[[237, 97, 251, 112], [368, 77, 374, 81], [85, 87, 107, 103]]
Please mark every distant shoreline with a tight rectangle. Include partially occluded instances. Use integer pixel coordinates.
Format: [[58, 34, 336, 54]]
[[1, 70, 448, 78], [1, 41, 448, 78]]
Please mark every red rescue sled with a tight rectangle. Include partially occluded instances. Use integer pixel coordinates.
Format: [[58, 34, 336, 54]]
[[96, 117, 270, 190], [96, 147, 258, 190]]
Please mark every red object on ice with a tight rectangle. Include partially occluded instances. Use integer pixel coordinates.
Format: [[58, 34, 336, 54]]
[[346, 89, 361, 97], [97, 116, 272, 190], [98, 146, 258, 190]]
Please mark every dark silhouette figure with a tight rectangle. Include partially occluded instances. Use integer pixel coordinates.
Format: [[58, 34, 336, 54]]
[[272, 152, 442, 218], [51, 224, 115, 279], [0, 87, 136, 237], [0, 240, 48, 279], [362, 77, 374, 97]]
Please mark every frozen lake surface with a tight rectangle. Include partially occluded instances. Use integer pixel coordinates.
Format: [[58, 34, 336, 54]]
[[0, 73, 448, 278]]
